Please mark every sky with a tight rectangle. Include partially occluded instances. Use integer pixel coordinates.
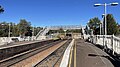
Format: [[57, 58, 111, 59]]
[[0, 0, 120, 27]]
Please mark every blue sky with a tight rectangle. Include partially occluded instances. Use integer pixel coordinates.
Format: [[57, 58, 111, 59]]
[[0, 0, 120, 27]]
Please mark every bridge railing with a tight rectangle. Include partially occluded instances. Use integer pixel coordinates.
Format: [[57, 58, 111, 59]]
[[41, 27, 50, 36], [35, 27, 46, 39], [89, 35, 120, 55]]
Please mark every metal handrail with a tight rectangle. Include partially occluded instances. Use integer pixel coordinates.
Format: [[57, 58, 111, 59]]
[[89, 35, 120, 55]]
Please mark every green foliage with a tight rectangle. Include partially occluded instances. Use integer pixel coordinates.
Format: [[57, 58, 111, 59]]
[[0, 19, 43, 37], [87, 17, 101, 35], [18, 19, 31, 36], [66, 29, 81, 33], [0, 22, 9, 37], [0, 6, 4, 13], [105, 14, 119, 35], [88, 14, 119, 35], [47, 30, 58, 35], [34, 27, 43, 35]]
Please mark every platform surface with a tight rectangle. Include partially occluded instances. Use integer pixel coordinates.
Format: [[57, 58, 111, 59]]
[[71, 39, 114, 67]]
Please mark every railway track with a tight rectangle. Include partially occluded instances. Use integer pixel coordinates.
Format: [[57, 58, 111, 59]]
[[0, 39, 64, 67], [34, 39, 72, 67]]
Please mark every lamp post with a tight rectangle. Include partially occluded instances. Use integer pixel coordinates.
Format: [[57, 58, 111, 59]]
[[94, 2, 118, 50], [102, 14, 105, 35], [99, 23, 102, 35], [8, 23, 11, 43], [94, 2, 118, 35], [96, 22, 102, 35], [32, 26, 35, 40]]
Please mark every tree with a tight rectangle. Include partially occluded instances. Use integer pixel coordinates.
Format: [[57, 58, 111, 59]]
[[0, 20, 43, 37], [0, 6, 4, 13], [25, 29, 32, 36], [33, 27, 43, 36], [12, 23, 20, 36], [0, 22, 11, 37], [18, 19, 31, 36], [104, 14, 119, 35], [87, 17, 101, 35]]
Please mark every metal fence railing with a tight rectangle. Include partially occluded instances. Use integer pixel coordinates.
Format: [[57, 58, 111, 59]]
[[89, 35, 120, 56]]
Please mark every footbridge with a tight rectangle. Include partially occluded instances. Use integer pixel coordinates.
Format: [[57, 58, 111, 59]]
[[35, 25, 84, 40]]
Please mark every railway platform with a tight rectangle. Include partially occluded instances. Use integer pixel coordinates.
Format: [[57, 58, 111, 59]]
[[70, 39, 115, 67]]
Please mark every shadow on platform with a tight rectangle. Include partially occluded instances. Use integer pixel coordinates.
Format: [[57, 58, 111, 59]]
[[88, 53, 120, 67]]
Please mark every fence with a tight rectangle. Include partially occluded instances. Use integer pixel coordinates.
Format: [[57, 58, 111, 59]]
[[89, 35, 120, 55], [0, 36, 36, 46]]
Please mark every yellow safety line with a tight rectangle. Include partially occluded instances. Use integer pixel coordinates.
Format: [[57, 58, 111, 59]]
[[68, 45, 73, 67], [74, 40, 76, 67]]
